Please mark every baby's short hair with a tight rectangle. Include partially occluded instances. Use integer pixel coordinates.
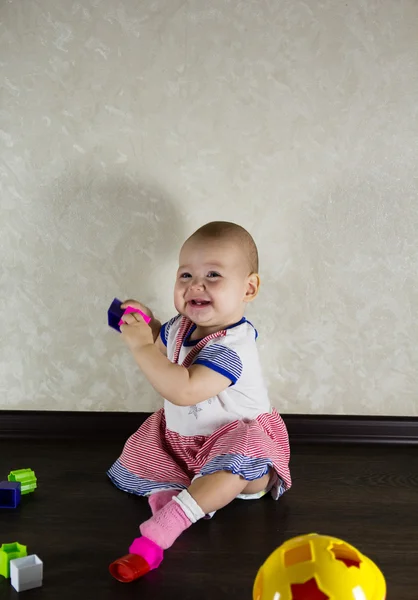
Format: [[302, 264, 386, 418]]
[[188, 221, 259, 273]]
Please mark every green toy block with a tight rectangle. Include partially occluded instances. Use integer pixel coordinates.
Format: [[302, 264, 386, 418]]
[[0, 543, 27, 579], [8, 469, 37, 495]]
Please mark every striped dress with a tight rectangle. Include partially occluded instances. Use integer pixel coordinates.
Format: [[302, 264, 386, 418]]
[[107, 315, 291, 500]]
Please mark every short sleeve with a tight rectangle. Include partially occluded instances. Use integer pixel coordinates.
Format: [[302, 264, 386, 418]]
[[160, 315, 181, 347], [193, 343, 243, 385]]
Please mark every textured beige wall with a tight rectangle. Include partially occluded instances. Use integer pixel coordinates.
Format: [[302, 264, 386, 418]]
[[1, 0, 417, 415]]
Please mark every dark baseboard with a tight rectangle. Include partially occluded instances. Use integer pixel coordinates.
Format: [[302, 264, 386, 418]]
[[1, 410, 418, 445]]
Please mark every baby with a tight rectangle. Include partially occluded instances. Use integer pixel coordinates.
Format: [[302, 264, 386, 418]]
[[108, 221, 291, 581]]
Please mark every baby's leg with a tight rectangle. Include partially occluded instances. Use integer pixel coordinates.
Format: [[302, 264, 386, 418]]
[[139, 471, 270, 549], [109, 471, 270, 582], [188, 470, 271, 514]]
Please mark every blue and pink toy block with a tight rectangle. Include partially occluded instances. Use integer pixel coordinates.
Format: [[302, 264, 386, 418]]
[[107, 298, 151, 332]]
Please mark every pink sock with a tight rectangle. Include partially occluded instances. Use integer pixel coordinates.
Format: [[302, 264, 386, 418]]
[[139, 499, 193, 549], [111, 492, 205, 582], [119, 502, 191, 579], [148, 490, 181, 515]]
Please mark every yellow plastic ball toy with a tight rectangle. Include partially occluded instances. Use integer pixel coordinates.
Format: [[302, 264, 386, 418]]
[[253, 533, 386, 600]]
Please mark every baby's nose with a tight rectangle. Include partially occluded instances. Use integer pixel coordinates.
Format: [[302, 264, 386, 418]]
[[189, 277, 204, 289]]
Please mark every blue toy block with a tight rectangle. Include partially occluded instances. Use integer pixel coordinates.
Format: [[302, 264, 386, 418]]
[[108, 297, 124, 333], [0, 481, 21, 509]]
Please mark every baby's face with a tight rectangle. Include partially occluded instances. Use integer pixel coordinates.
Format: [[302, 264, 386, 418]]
[[174, 237, 255, 331]]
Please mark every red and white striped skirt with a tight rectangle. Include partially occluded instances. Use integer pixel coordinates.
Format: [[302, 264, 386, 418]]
[[107, 408, 291, 500]]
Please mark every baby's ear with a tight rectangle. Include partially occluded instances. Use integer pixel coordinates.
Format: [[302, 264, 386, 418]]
[[244, 273, 260, 302]]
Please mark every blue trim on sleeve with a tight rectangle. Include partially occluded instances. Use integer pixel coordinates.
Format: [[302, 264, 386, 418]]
[[193, 343, 243, 384], [193, 359, 236, 385]]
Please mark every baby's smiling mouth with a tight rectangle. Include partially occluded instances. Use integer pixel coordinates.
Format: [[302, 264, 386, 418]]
[[188, 299, 211, 306]]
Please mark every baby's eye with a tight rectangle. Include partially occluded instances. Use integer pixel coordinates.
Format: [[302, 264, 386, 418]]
[[207, 271, 220, 279], [180, 272, 192, 279]]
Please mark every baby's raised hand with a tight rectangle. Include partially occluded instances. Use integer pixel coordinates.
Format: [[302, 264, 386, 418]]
[[121, 299, 153, 320], [119, 305, 154, 353]]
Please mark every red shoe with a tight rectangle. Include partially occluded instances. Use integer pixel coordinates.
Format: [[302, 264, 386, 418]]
[[109, 553, 150, 582]]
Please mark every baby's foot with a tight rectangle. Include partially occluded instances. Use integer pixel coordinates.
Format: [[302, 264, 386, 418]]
[[109, 537, 163, 583]]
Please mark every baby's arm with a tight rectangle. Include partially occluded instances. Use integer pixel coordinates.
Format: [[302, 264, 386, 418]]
[[154, 334, 167, 357], [131, 344, 231, 405], [120, 308, 232, 403]]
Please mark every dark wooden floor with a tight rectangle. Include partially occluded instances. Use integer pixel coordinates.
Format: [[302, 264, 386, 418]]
[[0, 438, 417, 599]]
